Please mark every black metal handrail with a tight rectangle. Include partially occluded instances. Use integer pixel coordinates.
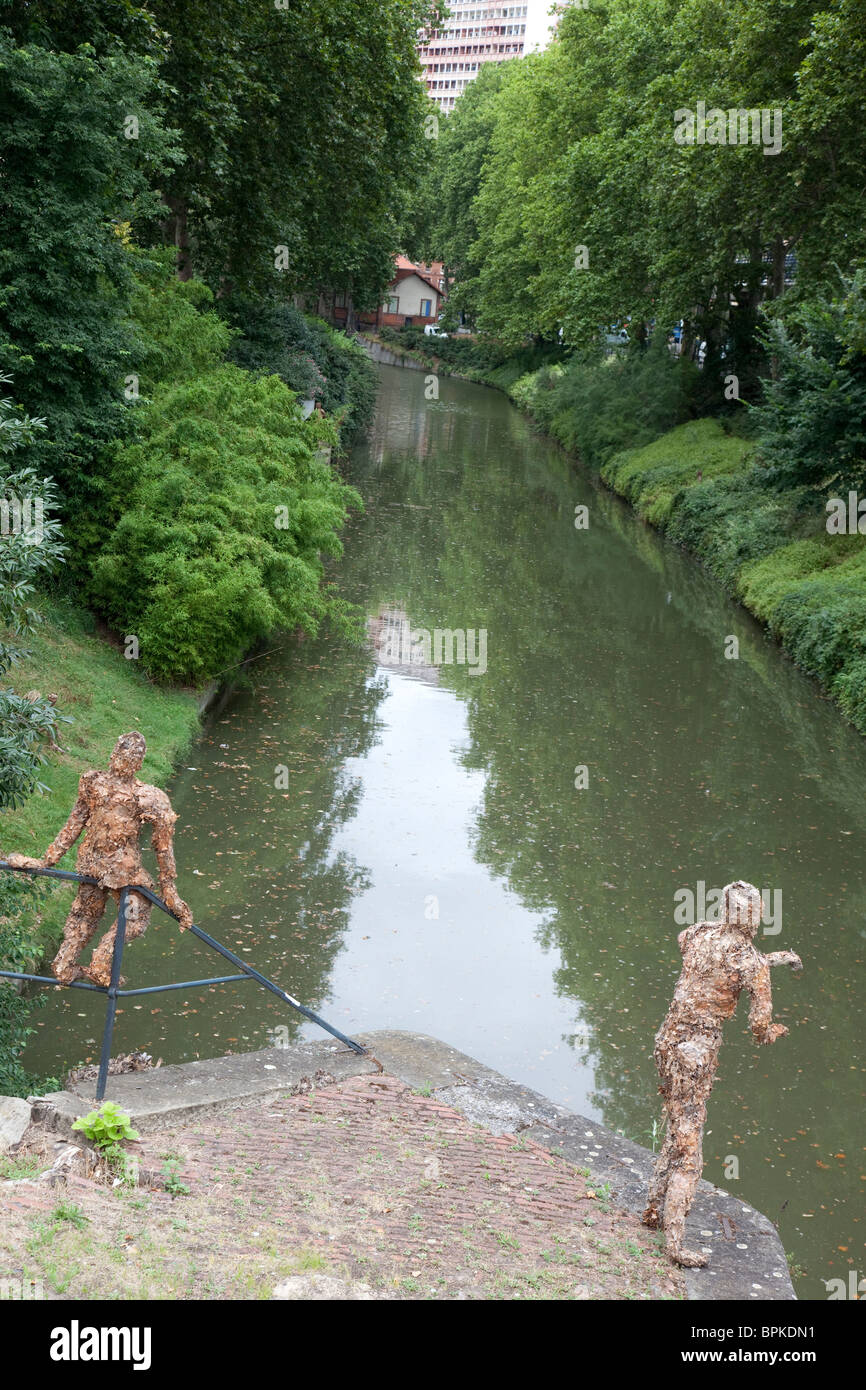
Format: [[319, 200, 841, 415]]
[[0, 860, 365, 1101]]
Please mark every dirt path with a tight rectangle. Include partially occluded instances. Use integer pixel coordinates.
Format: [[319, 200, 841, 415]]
[[1, 1073, 684, 1300]]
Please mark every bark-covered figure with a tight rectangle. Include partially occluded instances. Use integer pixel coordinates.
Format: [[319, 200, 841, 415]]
[[5, 732, 192, 986], [643, 881, 802, 1267]]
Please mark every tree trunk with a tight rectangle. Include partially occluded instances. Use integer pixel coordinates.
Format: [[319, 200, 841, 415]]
[[163, 195, 193, 281]]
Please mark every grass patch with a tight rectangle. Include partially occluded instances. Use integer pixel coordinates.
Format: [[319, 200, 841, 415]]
[[602, 420, 753, 526], [1, 596, 199, 955]]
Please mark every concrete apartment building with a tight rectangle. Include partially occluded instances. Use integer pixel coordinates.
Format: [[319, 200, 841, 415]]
[[418, 1, 563, 112]]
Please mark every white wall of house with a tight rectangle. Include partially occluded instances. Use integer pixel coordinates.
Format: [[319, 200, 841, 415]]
[[388, 274, 440, 318]]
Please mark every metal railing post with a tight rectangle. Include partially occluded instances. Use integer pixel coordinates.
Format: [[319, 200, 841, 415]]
[[0, 861, 365, 1094], [95, 888, 129, 1103]]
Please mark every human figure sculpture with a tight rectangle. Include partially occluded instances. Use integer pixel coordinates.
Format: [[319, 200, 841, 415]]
[[643, 880, 802, 1267], [5, 732, 192, 986]]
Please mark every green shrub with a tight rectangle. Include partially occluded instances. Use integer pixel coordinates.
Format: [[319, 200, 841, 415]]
[[224, 298, 377, 444], [663, 472, 804, 588], [833, 659, 866, 730], [770, 558, 866, 684], [530, 342, 698, 469], [129, 251, 235, 396], [750, 266, 866, 495], [90, 366, 362, 684], [603, 420, 752, 526], [0, 381, 68, 1097], [737, 537, 860, 622]]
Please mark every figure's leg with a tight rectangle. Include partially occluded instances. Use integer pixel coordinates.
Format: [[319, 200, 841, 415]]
[[663, 1104, 708, 1267], [87, 891, 152, 988], [52, 885, 109, 985], [643, 1107, 675, 1228]]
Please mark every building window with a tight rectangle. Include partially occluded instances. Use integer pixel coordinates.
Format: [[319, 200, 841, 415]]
[[420, 299, 432, 317], [385, 295, 399, 314]]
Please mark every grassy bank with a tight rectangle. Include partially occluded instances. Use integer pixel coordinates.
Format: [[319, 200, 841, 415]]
[[0, 599, 200, 956], [599, 421, 866, 734]]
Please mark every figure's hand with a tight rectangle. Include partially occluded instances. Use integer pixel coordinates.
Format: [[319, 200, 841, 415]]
[[4, 853, 43, 870], [761, 1023, 789, 1045], [767, 950, 803, 972]]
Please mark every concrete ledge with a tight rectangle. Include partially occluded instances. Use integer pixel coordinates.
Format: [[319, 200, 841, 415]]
[[31, 1038, 378, 1134], [29, 1029, 795, 1300]]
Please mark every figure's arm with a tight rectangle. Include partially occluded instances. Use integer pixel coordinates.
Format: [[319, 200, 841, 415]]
[[17, 777, 91, 868], [745, 955, 788, 1044], [150, 800, 193, 930]]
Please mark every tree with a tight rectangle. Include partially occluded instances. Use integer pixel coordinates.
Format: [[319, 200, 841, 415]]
[[751, 266, 866, 494], [90, 365, 362, 683], [414, 62, 512, 323], [0, 378, 67, 810], [143, 0, 436, 304], [0, 33, 178, 508], [422, 0, 866, 386]]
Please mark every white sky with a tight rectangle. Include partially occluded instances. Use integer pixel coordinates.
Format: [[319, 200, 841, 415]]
[[524, 0, 561, 53]]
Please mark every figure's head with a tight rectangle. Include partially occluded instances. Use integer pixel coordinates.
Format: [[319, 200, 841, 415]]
[[109, 731, 146, 779], [721, 880, 762, 934]]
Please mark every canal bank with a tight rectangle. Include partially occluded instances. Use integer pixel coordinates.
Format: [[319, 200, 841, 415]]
[[17, 1031, 795, 1301], [19, 362, 863, 1299]]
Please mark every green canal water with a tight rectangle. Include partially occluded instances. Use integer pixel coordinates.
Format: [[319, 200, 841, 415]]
[[26, 363, 865, 1298]]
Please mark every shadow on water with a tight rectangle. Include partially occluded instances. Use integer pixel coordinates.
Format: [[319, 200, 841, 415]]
[[25, 363, 865, 1298]]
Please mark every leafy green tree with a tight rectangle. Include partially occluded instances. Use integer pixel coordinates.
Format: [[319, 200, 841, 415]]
[[91, 366, 362, 683], [425, 0, 866, 389], [140, 0, 435, 306], [0, 33, 177, 506], [0, 0, 163, 55], [414, 61, 512, 323], [751, 266, 866, 494]]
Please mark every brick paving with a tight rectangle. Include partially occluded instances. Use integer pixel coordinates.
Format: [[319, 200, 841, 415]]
[[1, 1073, 684, 1299]]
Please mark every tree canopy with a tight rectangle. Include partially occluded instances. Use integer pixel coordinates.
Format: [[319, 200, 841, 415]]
[[419, 0, 866, 390]]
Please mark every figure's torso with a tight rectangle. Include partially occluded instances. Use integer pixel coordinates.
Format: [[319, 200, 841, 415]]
[[659, 923, 756, 1041], [74, 773, 160, 889]]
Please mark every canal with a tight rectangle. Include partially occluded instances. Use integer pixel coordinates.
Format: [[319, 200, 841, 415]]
[[26, 362, 865, 1298]]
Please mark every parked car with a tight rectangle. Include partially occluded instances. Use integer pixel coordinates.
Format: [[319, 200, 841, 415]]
[[604, 326, 630, 347], [424, 323, 448, 337]]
